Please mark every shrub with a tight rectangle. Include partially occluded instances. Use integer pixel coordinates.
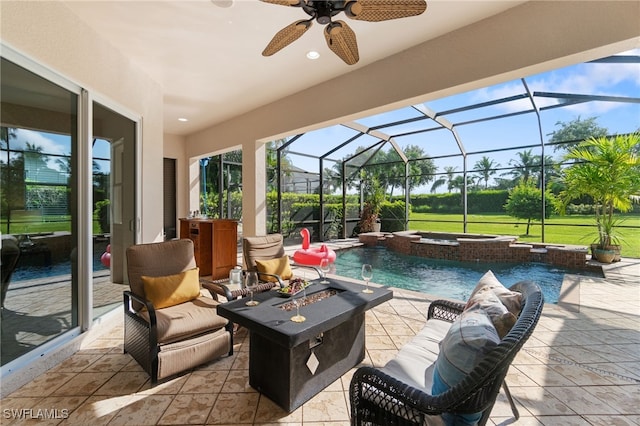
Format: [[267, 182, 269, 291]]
[[380, 201, 408, 232], [504, 183, 556, 235], [95, 199, 110, 234]]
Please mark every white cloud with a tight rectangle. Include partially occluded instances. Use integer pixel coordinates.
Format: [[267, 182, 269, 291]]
[[473, 55, 640, 116], [12, 129, 67, 155], [12, 129, 69, 172]]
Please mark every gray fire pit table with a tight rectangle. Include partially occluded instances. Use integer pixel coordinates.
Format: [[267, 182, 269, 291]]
[[217, 277, 393, 412]]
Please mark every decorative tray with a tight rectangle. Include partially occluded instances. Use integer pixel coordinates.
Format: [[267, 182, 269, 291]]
[[277, 278, 310, 297]]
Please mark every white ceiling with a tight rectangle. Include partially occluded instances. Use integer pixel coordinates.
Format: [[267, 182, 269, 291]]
[[62, 0, 525, 135]]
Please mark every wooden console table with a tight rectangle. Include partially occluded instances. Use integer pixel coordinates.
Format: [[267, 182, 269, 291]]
[[179, 218, 237, 279]]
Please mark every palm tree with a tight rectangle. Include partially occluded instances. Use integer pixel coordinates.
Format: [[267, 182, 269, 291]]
[[1, 127, 19, 233], [559, 133, 640, 258], [322, 166, 342, 194], [449, 175, 466, 193], [402, 145, 437, 194], [430, 166, 458, 193], [533, 154, 560, 191], [473, 156, 500, 189], [23, 142, 49, 173], [266, 139, 292, 191], [505, 149, 537, 186]]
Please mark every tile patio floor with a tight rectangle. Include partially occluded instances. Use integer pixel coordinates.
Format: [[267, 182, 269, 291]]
[[1, 258, 638, 425]]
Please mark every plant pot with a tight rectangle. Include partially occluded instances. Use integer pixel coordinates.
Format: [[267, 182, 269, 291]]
[[372, 222, 381, 233], [591, 244, 621, 262], [608, 245, 622, 262], [593, 248, 616, 263]]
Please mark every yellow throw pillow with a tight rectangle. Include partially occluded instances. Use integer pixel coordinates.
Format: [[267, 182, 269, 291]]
[[141, 267, 201, 309], [255, 255, 293, 282]]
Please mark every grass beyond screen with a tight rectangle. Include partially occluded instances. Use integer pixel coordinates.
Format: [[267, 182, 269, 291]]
[[409, 212, 640, 258]]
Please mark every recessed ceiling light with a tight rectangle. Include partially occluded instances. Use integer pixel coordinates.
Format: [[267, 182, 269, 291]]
[[178, 118, 189, 122], [211, 0, 233, 8], [306, 50, 320, 60]]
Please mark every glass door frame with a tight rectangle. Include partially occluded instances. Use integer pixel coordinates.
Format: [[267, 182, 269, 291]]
[[1, 43, 141, 377]]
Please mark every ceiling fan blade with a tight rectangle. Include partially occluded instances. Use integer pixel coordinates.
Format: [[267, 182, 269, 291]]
[[324, 20, 359, 65], [262, 20, 312, 56], [345, 0, 427, 22], [259, 0, 303, 6]]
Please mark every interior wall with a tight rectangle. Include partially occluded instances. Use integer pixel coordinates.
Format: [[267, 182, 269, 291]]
[[163, 133, 189, 222], [0, 0, 165, 243], [183, 1, 640, 237]]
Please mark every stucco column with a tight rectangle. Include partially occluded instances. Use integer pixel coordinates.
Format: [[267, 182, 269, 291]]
[[242, 140, 266, 237]]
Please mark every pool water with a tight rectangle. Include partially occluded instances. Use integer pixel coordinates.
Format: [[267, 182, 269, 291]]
[[11, 259, 108, 282], [333, 246, 603, 303]]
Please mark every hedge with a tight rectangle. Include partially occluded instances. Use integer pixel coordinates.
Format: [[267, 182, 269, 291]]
[[409, 190, 509, 214]]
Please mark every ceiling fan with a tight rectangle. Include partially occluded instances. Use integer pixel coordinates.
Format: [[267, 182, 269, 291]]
[[259, 0, 428, 65]]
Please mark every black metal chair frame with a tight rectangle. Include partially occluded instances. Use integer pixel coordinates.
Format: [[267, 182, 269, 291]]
[[349, 280, 544, 426], [202, 275, 278, 302], [202, 234, 320, 301], [123, 290, 234, 383]]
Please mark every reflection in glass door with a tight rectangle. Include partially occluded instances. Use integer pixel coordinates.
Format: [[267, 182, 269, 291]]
[[0, 54, 139, 367], [92, 103, 136, 318], [1, 57, 79, 365]]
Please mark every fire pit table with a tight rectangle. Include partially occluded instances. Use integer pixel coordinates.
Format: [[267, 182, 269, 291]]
[[216, 277, 393, 412]]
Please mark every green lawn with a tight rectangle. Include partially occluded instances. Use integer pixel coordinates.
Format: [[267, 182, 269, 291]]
[[409, 212, 640, 258], [4, 212, 638, 258], [1, 219, 102, 235]]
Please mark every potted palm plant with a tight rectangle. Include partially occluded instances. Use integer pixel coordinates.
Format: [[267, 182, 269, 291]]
[[358, 177, 385, 233], [559, 133, 640, 263], [592, 216, 620, 263]]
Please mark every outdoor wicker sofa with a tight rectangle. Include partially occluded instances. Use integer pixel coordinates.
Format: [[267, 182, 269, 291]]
[[349, 279, 544, 426]]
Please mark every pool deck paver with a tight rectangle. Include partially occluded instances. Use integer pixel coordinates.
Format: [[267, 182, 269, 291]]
[[0, 254, 638, 425]]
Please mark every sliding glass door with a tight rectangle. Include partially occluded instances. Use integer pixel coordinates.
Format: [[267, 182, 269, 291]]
[[92, 102, 136, 318], [1, 53, 138, 366], [1, 57, 79, 365]]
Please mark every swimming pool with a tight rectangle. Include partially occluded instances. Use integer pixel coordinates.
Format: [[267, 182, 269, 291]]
[[11, 258, 108, 282], [333, 246, 603, 303]]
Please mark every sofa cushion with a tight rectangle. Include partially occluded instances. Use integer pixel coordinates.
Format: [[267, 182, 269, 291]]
[[142, 267, 201, 309], [381, 318, 451, 391], [139, 296, 228, 344], [255, 255, 293, 282], [432, 308, 500, 424]]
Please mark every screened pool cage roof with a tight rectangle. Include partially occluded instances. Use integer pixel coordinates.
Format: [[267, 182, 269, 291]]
[[274, 53, 640, 186]]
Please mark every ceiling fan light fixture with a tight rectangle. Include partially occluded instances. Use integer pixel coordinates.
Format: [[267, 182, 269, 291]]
[[314, 1, 334, 24], [259, 0, 427, 64], [211, 0, 233, 8]]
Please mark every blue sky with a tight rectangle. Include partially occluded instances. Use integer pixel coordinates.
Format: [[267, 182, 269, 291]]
[[6, 129, 111, 174], [286, 48, 640, 192]]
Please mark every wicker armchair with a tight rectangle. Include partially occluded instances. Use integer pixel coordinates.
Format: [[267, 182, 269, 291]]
[[349, 280, 544, 426], [124, 239, 233, 384], [203, 233, 319, 301]]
